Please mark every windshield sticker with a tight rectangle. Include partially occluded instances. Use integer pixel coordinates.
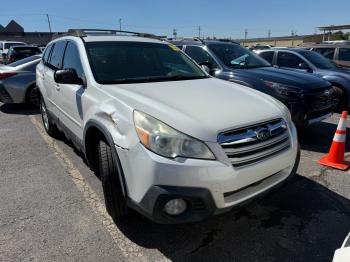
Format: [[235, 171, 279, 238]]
[[168, 44, 180, 52]]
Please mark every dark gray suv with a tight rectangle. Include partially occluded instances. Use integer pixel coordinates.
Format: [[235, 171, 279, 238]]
[[257, 48, 350, 111], [171, 39, 337, 129]]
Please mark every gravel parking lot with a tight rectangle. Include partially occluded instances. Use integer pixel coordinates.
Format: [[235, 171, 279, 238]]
[[0, 103, 350, 262]]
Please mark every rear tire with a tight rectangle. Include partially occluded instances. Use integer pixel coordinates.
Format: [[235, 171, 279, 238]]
[[98, 140, 129, 219], [40, 97, 58, 137], [26, 85, 40, 108]]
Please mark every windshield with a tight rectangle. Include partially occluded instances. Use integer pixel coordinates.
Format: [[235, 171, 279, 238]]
[[299, 50, 337, 69], [86, 42, 207, 84], [7, 55, 41, 67], [4, 42, 25, 49], [208, 43, 271, 69]]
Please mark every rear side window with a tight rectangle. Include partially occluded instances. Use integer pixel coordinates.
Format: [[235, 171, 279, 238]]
[[4, 42, 25, 49], [313, 48, 335, 59], [43, 44, 53, 64], [62, 42, 84, 79], [0, 43, 3, 50], [338, 48, 350, 61], [185, 46, 218, 66], [48, 41, 67, 69], [12, 47, 41, 55], [259, 51, 274, 64], [277, 52, 304, 68]]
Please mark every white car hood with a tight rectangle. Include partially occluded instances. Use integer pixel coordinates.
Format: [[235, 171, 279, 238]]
[[102, 78, 283, 142]]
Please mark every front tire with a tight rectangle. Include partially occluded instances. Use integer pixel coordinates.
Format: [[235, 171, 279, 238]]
[[40, 97, 58, 137], [98, 140, 129, 220]]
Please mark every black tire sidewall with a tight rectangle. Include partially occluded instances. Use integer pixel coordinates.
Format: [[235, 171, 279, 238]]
[[98, 140, 128, 219]]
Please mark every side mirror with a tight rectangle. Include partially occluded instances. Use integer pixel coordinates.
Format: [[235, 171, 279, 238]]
[[201, 64, 210, 74], [298, 62, 311, 71], [54, 68, 83, 85], [198, 61, 218, 75]]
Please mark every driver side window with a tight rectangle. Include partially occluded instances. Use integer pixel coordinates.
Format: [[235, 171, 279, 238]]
[[185, 46, 218, 67], [62, 42, 84, 79], [277, 52, 304, 68]]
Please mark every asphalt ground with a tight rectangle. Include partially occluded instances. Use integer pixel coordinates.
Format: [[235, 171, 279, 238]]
[[0, 103, 349, 262]]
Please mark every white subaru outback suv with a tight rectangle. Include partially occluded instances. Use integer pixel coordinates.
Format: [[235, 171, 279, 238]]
[[36, 29, 299, 224]]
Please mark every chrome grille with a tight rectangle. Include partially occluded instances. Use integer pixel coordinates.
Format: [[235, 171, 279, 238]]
[[218, 119, 290, 167]]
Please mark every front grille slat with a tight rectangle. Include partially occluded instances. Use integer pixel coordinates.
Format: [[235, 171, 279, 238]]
[[218, 119, 290, 168], [228, 139, 290, 165]]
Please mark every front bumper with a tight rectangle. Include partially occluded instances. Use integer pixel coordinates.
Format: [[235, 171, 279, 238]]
[[283, 91, 337, 128], [116, 122, 299, 223], [0, 84, 14, 103]]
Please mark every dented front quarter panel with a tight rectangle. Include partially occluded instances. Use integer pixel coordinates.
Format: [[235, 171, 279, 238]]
[[82, 86, 139, 150]]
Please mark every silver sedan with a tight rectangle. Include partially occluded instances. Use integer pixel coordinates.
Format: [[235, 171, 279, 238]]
[[0, 55, 41, 107]]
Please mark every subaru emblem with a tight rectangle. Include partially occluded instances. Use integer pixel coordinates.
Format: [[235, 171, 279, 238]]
[[255, 128, 270, 141]]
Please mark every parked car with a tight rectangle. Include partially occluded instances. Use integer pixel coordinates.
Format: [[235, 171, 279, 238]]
[[307, 44, 350, 68], [256, 48, 350, 111], [37, 29, 299, 224], [0, 55, 41, 107], [250, 44, 273, 51], [5, 45, 42, 64], [0, 41, 26, 63], [172, 39, 337, 129]]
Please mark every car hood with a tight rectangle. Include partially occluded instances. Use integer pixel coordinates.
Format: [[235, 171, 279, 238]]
[[317, 67, 350, 81], [230, 67, 330, 90], [102, 78, 285, 142]]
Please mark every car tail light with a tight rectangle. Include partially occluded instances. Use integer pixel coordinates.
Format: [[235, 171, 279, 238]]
[[0, 72, 17, 80]]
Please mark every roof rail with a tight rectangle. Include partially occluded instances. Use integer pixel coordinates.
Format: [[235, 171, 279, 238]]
[[167, 37, 205, 44], [51, 29, 162, 41]]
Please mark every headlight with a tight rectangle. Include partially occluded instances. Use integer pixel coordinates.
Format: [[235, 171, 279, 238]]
[[133, 110, 215, 160], [264, 81, 303, 97]]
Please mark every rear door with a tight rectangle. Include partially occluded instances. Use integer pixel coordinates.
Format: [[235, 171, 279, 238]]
[[44, 41, 67, 118], [57, 41, 85, 140], [336, 48, 350, 68]]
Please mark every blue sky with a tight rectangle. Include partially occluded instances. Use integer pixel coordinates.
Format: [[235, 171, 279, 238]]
[[1, 0, 349, 39]]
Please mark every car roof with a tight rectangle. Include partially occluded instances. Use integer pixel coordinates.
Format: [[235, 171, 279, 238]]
[[308, 44, 350, 48], [0, 41, 25, 43], [50, 35, 166, 45]]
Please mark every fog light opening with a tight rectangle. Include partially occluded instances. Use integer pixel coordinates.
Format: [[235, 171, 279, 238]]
[[163, 198, 187, 216]]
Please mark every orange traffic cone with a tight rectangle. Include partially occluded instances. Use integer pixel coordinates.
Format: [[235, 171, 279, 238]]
[[318, 111, 350, 170]]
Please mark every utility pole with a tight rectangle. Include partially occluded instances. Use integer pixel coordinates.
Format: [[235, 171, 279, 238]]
[[268, 29, 271, 38], [173, 29, 177, 39], [198, 26, 201, 39], [46, 14, 52, 33], [244, 29, 248, 40], [119, 18, 122, 31]]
